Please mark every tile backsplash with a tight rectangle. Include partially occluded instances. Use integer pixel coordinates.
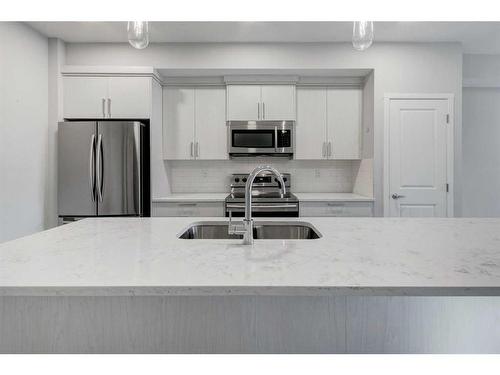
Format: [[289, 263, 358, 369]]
[[164, 159, 372, 195]]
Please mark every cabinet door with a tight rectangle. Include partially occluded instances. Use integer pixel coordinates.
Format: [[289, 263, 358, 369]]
[[152, 202, 224, 217], [194, 87, 228, 160], [295, 87, 327, 160], [63, 77, 108, 119], [327, 88, 362, 159], [261, 85, 296, 120], [226, 85, 261, 121], [163, 87, 195, 160], [300, 202, 373, 217], [107, 77, 151, 118]]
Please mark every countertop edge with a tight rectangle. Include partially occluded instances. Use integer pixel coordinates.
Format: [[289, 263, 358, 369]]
[[1, 286, 498, 297], [152, 193, 375, 203]]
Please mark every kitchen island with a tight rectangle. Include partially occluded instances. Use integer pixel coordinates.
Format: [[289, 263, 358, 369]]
[[1, 217, 500, 353]]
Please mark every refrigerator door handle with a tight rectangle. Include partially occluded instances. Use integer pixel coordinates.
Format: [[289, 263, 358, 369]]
[[96, 133, 103, 202], [89, 134, 96, 202]]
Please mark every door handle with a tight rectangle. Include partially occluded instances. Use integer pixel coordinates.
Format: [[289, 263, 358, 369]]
[[107, 98, 111, 118], [195, 142, 199, 158], [89, 134, 96, 202], [102, 98, 106, 118], [392, 193, 405, 199], [190, 141, 194, 158], [96, 134, 103, 202], [328, 141, 332, 157]]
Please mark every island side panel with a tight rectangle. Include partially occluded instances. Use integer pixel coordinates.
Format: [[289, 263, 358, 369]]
[[0, 296, 499, 353]]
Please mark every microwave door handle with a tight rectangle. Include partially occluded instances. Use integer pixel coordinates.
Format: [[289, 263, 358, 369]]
[[274, 126, 278, 152]]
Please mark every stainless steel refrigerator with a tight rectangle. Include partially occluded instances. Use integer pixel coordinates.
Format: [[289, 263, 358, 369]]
[[58, 121, 150, 224]]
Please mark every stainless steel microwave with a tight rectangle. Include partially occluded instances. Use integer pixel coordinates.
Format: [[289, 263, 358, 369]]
[[227, 121, 294, 157]]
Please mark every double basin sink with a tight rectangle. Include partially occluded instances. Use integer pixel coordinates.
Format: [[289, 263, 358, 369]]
[[178, 221, 321, 240]]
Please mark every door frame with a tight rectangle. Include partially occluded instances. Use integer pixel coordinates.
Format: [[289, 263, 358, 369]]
[[383, 93, 454, 217]]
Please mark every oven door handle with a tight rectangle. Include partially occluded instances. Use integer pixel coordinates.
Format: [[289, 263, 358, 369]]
[[226, 204, 298, 209]]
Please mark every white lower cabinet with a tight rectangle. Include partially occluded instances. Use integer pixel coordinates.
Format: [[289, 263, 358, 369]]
[[299, 201, 373, 217], [152, 202, 224, 217]]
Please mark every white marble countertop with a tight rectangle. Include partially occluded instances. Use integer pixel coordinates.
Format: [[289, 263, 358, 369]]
[[153, 193, 228, 203], [153, 193, 373, 203], [294, 193, 374, 202], [1, 217, 500, 297]]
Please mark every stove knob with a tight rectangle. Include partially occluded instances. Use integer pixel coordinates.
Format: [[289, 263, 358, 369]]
[[283, 177, 288, 182], [242, 178, 247, 183], [234, 178, 240, 183]]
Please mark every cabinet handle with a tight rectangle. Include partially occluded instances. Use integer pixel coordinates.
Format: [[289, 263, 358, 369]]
[[195, 142, 199, 158], [107, 98, 111, 118], [328, 141, 332, 157], [262, 102, 265, 119], [190, 142, 194, 157], [102, 98, 106, 118], [257, 102, 260, 119]]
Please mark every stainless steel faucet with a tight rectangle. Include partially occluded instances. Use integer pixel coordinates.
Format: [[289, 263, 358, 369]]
[[228, 165, 286, 245]]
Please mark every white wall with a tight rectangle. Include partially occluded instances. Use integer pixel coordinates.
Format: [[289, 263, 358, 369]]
[[462, 54, 500, 217], [0, 23, 48, 242], [65, 42, 463, 216], [46, 39, 65, 228]]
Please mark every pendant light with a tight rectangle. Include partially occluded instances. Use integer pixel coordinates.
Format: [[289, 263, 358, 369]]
[[352, 21, 374, 51], [127, 21, 149, 49]]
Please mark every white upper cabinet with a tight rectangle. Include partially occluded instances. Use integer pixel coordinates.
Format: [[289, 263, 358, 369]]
[[327, 88, 362, 159], [226, 85, 261, 121], [260, 85, 296, 120], [295, 87, 327, 160], [295, 86, 362, 160], [163, 87, 195, 160], [63, 77, 108, 119], [107, 77, 152, 118], [226, 84, 296, 121], [63, 76, 152, 119], [194, 87, 227, 160], [163, 86, 227, 160]]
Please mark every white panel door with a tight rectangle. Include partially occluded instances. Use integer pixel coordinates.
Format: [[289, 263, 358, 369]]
[[63, 77, 108, 119], [226, 85, 261, 121], [261, 85, 296, 120], [388, 99, 449, 217], [194, 87, 228, 160], [327, 88, 361, 159], [295, 87, 327, 160], [107, 77, 151, 118], [163, 87, 195, 160]]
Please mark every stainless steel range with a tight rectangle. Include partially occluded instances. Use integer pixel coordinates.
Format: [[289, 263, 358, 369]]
[[225, 172, 299, 217]]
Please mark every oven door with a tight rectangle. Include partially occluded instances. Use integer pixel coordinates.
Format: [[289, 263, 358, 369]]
[[225, 202, 299, 217], [228, 121, 294, 155]]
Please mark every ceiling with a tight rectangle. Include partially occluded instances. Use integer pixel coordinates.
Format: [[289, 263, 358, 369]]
[[27, 21, 500, 54]]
